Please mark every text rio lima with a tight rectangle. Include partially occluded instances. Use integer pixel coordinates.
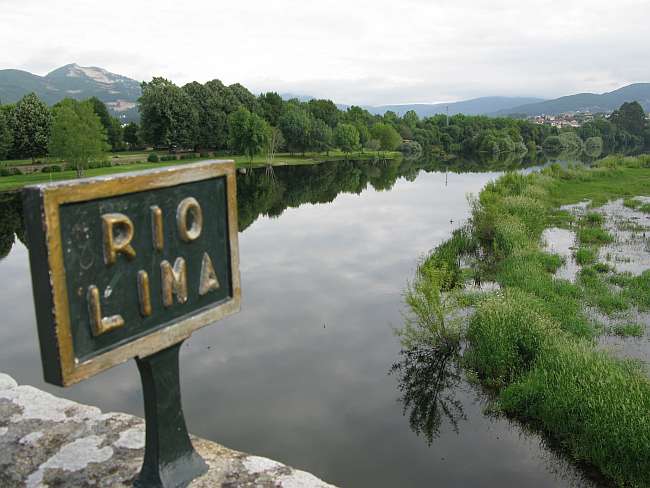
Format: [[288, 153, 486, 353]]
[[87, 196, 220, 336]]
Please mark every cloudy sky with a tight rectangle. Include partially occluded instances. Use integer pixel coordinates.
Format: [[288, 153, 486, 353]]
[[2, 0, 649, 105]]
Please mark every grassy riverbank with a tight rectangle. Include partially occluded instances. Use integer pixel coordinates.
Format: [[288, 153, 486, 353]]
[[403, 154, 650, 487], [0, 150, 398, 192]]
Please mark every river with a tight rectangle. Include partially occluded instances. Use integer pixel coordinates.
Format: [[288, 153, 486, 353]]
[[0, 158, 598, 487]]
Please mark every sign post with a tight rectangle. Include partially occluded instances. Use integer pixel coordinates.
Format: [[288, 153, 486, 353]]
[[22, 160, 241, 487]]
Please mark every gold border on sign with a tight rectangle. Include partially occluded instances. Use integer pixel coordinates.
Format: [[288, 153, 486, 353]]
[[33, 160, 241, 386]]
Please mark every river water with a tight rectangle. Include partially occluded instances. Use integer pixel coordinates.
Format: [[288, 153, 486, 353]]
[[0, 159, 598, 487]]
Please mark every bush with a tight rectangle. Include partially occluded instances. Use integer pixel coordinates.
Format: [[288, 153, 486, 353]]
[[0, 167, 22, 176], [499, 340, 650, 487], [41, 165, 63, 173], [465, 289, 560, 386], [147, 153, 159, 163], [200, 152, 211, 158], [575, 246, 597, 265], [577, 227, 614, 245]]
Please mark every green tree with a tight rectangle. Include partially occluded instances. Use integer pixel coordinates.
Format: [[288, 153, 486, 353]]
[[227, 108, 270, 162], [229, 83, 261, 115], [87, 97, 123, 151], [123, 122, 141, 148], [371, 123, 402, 151], [183, 81, 228, 149], [584, 136, 603, 158], [334, 123, 360, 154], [403, 110, 419, 129], [258, 92, 285, 126], [279, 106, 312, 155], [610, 101, 646, 136], [139, 77, 199, 148], [11, 93, 52, 161], [542, 135, 564, 155], [49, 99, 109, 177], [307, 99, 340, 128], [0, 109, 13, 161], [310, 118, 333, 154], [355, 123, 370, 151], [108, 117, 124, 151]]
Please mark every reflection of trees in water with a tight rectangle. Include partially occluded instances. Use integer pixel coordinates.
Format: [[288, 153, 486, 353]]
[[390, 342, 465, 445], [0, 154, 546, 258], [0, 193, 24, 260]]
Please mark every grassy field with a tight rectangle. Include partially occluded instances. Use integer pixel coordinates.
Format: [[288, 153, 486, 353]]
[[402, 154, 650, 487], [0, 150, 398, 192]]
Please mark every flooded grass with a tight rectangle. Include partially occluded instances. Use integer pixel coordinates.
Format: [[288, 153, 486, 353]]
[[402, 155, 650, 488], [611, 322, 645, 337]]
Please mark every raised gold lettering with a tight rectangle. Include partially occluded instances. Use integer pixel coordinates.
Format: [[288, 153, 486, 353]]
[[177, 197, 203, 242], [87, 285, 125, 336], [151, 206, 164, 251], [199, 252, 220, 295], [101, 213, 136, 265], [160, 257, 188, 307], [137, 270, 152, 316]]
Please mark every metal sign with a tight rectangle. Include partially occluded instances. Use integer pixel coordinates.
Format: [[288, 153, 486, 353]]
[[23, 160, 241, 386]]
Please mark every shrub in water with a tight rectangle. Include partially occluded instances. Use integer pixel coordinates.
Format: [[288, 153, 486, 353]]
[[575, 246, 596, 265], [499, 340, 650, 487], [465, 289, 560, 387]]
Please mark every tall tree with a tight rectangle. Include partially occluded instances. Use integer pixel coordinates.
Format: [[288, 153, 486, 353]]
[[0, 109, 13, 161], [123, 122, 141, 148], [403, 110, 419, 129], [610, 101, 647, 136], [139, 77, 199, 148], [258, 92, 285, 127], [334, 123, 360, 154], [49, 99, 109, 177], [11, 93, 52, 161], [183, 81, 228, 150], [227, 108, 270, 162], [307, 99, 340, 128], [371, 123, 402, 151], [229, 83, 261, 115], [279, 106, 312, 155], [310, 118, 333, 154]]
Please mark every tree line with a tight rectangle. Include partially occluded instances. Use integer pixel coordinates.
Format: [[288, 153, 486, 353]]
[[1, 78, 649, 171]]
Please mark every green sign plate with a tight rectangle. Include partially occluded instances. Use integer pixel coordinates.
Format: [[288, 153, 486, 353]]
[[22, 161, 241, 386]]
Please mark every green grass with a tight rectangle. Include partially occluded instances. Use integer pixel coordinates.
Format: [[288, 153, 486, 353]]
[[0, 150, 399, 191], [404, 155, 650, 487], [611, 322, 645, 337], [575, 246, 597, 265], [578, 266, 629, 315], [577, 226, 614, 245], [499, 339, 650, 487]]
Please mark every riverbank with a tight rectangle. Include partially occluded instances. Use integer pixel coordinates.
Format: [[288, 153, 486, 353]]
[[0, 151, 399, 192], [0, 372, 335, 487], [403, 154, 650, 487]]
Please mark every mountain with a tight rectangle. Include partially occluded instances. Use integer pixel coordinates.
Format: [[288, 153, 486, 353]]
[[0, 64, 141, 121], [496, 83, 650, 116], [363, 97, 546, 117]]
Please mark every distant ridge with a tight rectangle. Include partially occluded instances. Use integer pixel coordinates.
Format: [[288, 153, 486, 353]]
[[495, 83, 650, 116], [0, 63, 141, 121], [2, 64, 649, 121], [363, 97, 546, 117]]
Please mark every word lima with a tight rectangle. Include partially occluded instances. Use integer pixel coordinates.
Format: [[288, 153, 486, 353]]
[[88, 197, 220, 336]]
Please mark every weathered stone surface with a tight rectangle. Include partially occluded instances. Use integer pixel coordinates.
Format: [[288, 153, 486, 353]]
[[0, 372, 336, 488]]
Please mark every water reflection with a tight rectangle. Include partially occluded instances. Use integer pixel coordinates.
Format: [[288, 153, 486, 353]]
[[0, 193, 24, 259], [390, 342, 465, 445], [0, 158, 598, 487], [0, 155, 543, 259]]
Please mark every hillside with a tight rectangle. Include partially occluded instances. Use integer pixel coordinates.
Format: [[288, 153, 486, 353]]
[[364, 97, 545, 117], [0, 64, 141, 121], [496, 83, 650, 116]]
